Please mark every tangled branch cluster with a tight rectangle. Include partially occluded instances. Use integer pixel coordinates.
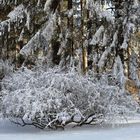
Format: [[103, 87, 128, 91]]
[[1, 66, 139, 129]]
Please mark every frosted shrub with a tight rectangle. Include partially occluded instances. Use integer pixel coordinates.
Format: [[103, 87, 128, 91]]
[[1, 67, 139, 129]]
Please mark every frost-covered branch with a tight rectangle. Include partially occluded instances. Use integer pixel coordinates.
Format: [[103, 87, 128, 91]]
[[1, 66, 139, 129]]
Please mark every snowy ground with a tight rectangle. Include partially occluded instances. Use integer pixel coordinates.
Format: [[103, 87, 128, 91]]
[[1, 119, 140, 140]]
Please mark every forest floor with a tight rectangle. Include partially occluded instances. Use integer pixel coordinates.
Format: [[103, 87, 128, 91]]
[[1, 118, 140, 140]]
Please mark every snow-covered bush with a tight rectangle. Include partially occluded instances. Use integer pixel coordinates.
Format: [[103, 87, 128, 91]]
[[1, 67, 139, 129]]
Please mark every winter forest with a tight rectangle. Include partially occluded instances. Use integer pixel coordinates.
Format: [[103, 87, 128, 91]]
[[0, 0, 140, 132]]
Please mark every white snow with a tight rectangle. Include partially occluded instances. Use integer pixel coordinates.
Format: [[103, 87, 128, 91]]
[[25, 8, 31, 30], [1, 119, 140, 140], [44, 0, 53, 12], [7, 4, 25, 21], [90, 25, 104, 45], [87, 1, 114, 23], [110, 31, 118, 48], [20, 14, 56, 57], [98, 47, 111, 68], [113, 56, 125, 87], [133, 0, 139, 8], [20, 31, 41, 56]]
